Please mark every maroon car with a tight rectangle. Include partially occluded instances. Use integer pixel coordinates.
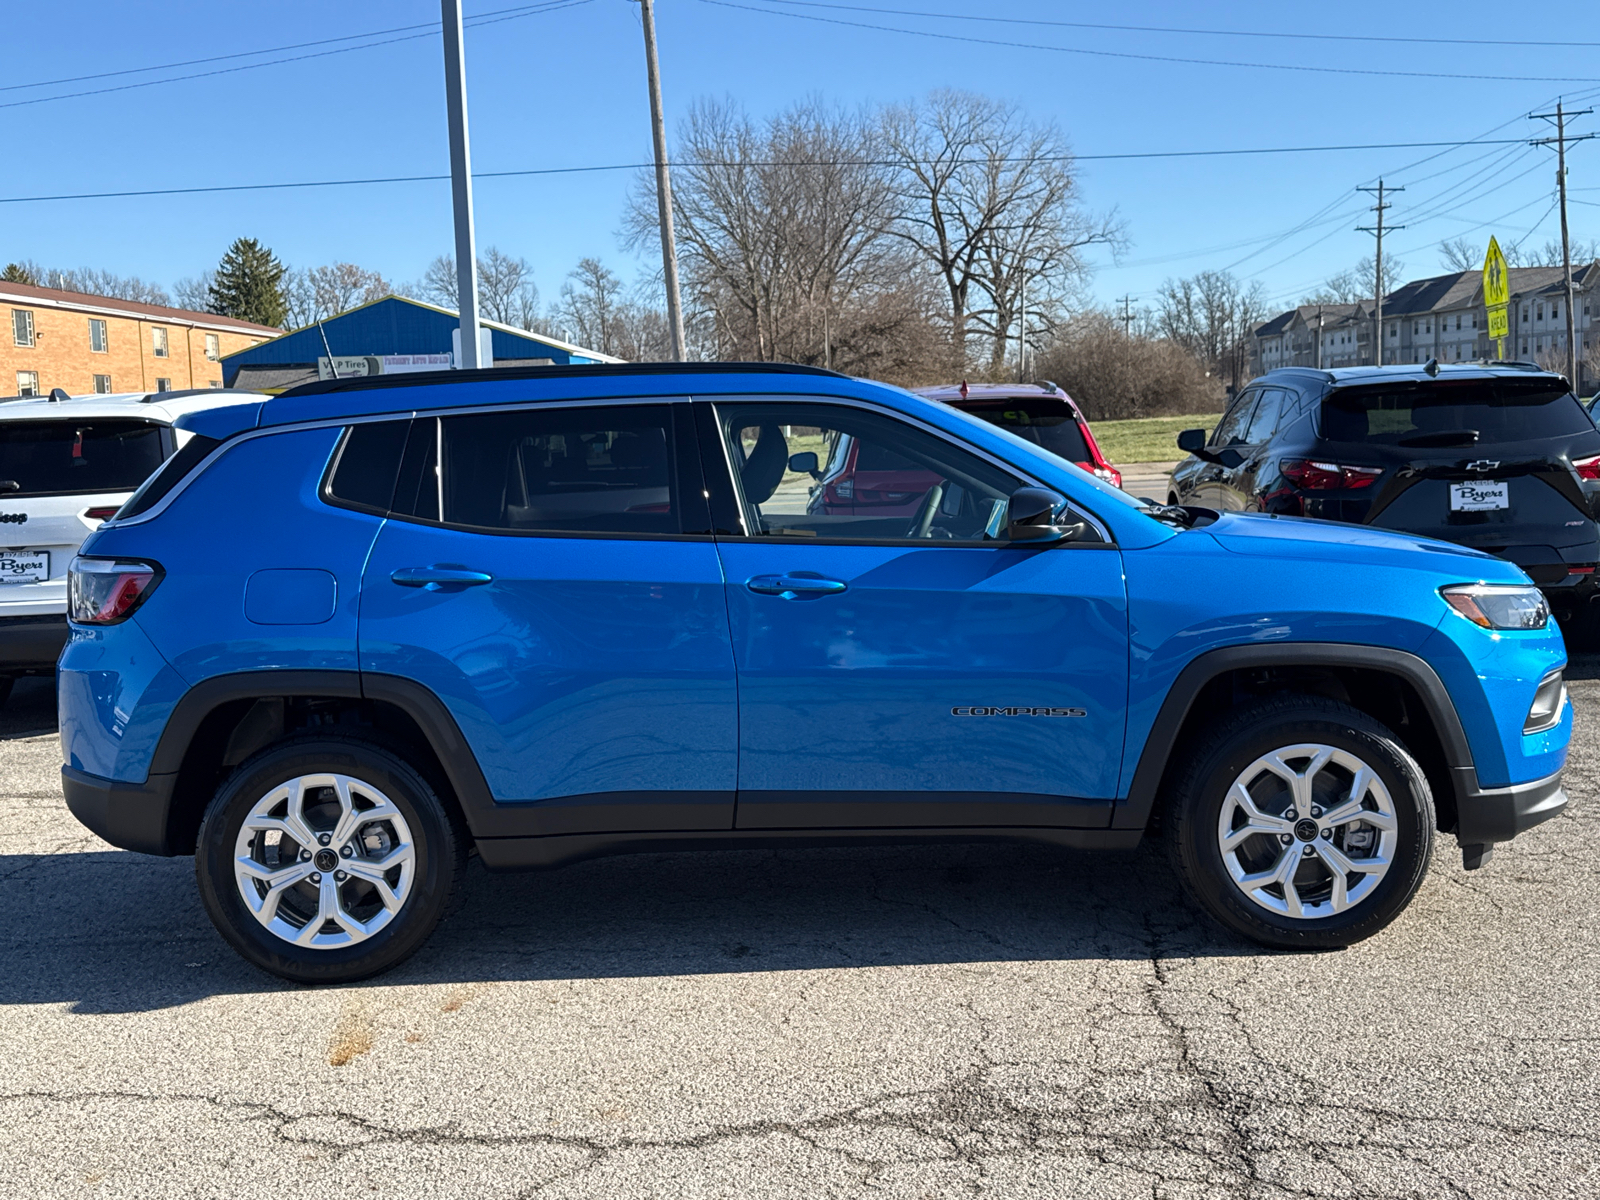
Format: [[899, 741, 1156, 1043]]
[[919, 382, 1123, 489]]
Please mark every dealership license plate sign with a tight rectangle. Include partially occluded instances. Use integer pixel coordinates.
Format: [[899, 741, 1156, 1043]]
[[1450, 481, 1509, 512], [0, 550, 49, 583]]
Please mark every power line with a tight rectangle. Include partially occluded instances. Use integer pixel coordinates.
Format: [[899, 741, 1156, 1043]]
[[0, 139, 1541, 206], [756, 0, 1600, 51], [702, 0, 1600, 83], [0, 1, 593, 112]]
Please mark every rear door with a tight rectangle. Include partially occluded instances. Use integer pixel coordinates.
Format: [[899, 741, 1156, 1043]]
[[703, 397, 1128, 831], [358, 402, 739, 834]]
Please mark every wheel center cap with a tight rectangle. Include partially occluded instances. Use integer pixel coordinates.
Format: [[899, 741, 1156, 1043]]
[[313, 849, 339, 872], [1293, 819, 1320, 842]]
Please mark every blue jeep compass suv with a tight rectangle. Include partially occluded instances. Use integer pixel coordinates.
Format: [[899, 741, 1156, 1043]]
[[59, 364, 1571, 982]]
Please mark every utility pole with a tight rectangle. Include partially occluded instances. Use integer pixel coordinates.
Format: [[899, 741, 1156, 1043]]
[[1357, 180, 1403, 366], [440, 0, 481, 370], [1018, 275, 1028, 382], [1315, 305, 1324, 370], [638, 0, 687, 361], [1532, 100, 1594, 389], [1117, 294, 1135, 336]]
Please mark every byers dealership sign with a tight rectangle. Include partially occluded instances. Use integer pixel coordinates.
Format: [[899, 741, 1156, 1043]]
[[317, 354, 453, 380]]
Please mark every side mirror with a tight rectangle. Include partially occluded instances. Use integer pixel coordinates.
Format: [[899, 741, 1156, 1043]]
[[788, 451, 819, 475], [1006, 486, 1087, 543], [1176, 428, 1208, 454]]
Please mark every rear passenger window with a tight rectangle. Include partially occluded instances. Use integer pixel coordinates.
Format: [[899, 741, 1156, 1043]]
[[325, 420, 409, 514], [437, 405, 685, 536]]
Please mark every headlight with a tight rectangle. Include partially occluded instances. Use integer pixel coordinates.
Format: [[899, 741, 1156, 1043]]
[[68, 557, 163, 625], [1440, 583, 1549, 631]]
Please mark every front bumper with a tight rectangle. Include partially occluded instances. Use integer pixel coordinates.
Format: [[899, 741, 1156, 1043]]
[[62, 764, 181, 856], [1453, 767, 1567, 868], [0, 613, 69, 673]]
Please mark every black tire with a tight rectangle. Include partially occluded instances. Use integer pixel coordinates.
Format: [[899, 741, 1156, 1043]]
[[195, 735, 467, 984], [1165, 695, 1434, 950]]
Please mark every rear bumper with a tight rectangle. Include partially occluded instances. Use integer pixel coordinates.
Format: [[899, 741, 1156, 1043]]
[[62, 764, 181, 856], [1454, 767, 1567, 846], [0, 613, 68, 673]]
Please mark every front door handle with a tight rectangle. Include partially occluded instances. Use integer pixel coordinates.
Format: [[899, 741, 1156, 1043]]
[[747, 573, 848, 599], [391, 566, 494, 591]]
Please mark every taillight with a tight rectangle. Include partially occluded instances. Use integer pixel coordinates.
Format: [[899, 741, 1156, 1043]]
[[83, 507, 119, 522], [1089, 465, 1123, 489], [68, 557, 163, 625], [1280, 459, 1384, 490], [1573, 453, 1600, 481]]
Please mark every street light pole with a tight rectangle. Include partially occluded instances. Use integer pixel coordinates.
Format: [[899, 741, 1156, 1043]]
[[639, 0, 687, 361], [441, 0, 481, 370]]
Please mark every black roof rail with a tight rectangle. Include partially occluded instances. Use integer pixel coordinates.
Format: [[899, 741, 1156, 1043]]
[[279, 360, 848, 398], [140, 387, 267, 403]]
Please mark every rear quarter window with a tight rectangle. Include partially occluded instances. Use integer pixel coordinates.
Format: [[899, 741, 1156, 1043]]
[[957, 401, 1092, 462]]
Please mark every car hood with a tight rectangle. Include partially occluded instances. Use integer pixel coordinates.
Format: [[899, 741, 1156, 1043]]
[[1203, 510, 1528, 581]]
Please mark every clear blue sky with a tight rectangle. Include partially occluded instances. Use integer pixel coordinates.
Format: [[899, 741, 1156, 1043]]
[[7, 0, 1599, 319]]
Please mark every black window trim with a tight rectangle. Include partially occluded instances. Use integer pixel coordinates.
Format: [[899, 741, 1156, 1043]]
[[695, 395, 1116, 549]]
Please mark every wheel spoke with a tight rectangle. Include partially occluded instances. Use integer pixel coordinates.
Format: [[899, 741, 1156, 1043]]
[[1321, 797, 1397, 831], [1221, 819, 1287, 852], [1238, 842, 1300, 895], [1314, 838, 1389, 877], [344, 858, 403, 909]]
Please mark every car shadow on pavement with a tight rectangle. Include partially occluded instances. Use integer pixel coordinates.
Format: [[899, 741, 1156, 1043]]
[[0, 838, 1258, 1012]]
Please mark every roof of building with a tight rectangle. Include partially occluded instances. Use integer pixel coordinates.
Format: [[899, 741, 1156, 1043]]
[[0, 280, 281, 335], [218, 294, 625, 378], [1254, 302, 1364, 338]]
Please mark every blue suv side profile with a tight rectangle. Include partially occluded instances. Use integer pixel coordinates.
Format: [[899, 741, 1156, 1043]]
[[59, 364, 1571, 982]]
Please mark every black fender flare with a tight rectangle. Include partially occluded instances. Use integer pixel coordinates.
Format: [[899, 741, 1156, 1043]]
[[1114, 642, 1478, 831]]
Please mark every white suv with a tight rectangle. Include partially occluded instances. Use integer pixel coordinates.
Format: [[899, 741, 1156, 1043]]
[[0, 387, 263, 706]]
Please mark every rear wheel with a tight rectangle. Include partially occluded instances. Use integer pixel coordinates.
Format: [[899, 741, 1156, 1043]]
[[195, 736, 466, 983], [1165, 695, 1434, 950]]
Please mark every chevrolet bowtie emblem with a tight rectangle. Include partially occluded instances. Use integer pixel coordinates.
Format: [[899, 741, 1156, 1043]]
[[1466, 460, 1500, 472]]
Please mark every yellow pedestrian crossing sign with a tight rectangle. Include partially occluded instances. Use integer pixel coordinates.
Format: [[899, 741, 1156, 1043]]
[[1483, 237, 1510, 356], [1482, 237, 1510, 307]]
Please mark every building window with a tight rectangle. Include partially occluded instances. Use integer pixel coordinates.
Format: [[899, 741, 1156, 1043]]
[[204, 332, 220, 361], [155, 377, 171, 392], [11, 309, 34, 347], [15, 371, 39, 396], [88, 318, 108, 353], [1523, 307, 1530, 321], [208, 379, 222, 388], [93, 374, 112, 394], [151, 326, 168, 358], [1554, 303, 1561, 319]]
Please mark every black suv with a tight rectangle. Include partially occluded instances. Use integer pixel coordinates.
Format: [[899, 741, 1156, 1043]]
[[1168, 363, 1600, 624]]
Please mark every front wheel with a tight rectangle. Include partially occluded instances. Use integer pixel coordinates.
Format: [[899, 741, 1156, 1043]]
[[1165, 695, 1434, 950], [195, 736, 466, 983]]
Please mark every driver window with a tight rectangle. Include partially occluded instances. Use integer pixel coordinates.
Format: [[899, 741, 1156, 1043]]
[[714, 402, 1025, 542], [1209, 389, 1260, 447]]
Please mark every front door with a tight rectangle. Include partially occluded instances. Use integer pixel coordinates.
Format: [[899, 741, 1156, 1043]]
[[703, 399, 1129, 830], [358, 402, 738, 835]]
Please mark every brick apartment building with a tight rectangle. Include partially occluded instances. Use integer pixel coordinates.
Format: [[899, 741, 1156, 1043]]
[[2, 281, 279, 398]]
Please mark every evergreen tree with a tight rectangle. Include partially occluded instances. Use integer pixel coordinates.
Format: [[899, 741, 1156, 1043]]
[[1, 263, 39, 285], [207, 237, 287, 327]]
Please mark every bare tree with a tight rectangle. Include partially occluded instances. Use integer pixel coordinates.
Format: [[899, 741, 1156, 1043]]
[[172, 272, 215, 312], [881, 90, 1120, 369], [1439, 237, 1481, 272], [1303, 255, 1404, 305], [1035, 311, 1224, 422], [1506, 237, 1600, 268], [628, 97, 901, 365], [1156, 269, 1267, 390], [8, 260, 170, 305], [556, 258, 628, 356], [413, 248, 541, 329], [282, 263, 391, 328]]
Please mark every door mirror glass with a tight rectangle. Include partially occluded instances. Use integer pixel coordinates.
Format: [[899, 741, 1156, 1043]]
[[1176, 428, 1207, 454], [787, 451, 819, 475], [1006, 486, 1086, 543]]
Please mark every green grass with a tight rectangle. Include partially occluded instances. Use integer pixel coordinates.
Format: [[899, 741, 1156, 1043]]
[[1089, 412, 1221, 465]]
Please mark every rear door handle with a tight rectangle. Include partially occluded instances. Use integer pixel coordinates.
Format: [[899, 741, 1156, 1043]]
[[391, 566, 494, 590], [746, 573, 848, 599]]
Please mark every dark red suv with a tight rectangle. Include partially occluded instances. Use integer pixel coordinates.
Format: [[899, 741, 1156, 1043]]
[[918, 383, 1123, 489]]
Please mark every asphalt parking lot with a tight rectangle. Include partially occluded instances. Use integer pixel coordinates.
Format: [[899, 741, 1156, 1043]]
[[2, 667, 1597, 1200]]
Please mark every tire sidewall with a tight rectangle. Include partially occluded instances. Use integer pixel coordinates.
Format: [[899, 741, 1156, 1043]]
[[195, 738, 457, 984], [1177, 711, 1433, 948]]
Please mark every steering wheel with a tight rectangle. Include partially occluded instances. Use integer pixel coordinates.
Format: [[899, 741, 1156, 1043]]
[[905, 483, 946, 539]]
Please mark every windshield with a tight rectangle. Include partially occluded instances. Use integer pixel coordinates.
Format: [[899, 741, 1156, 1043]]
[[955, 399, 1093, 462], [0, 419, 168, 497], [1320, 381, 1592, 447]]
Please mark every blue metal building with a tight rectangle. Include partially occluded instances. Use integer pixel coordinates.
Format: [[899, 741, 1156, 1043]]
[[219, 295, 620, 388]]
